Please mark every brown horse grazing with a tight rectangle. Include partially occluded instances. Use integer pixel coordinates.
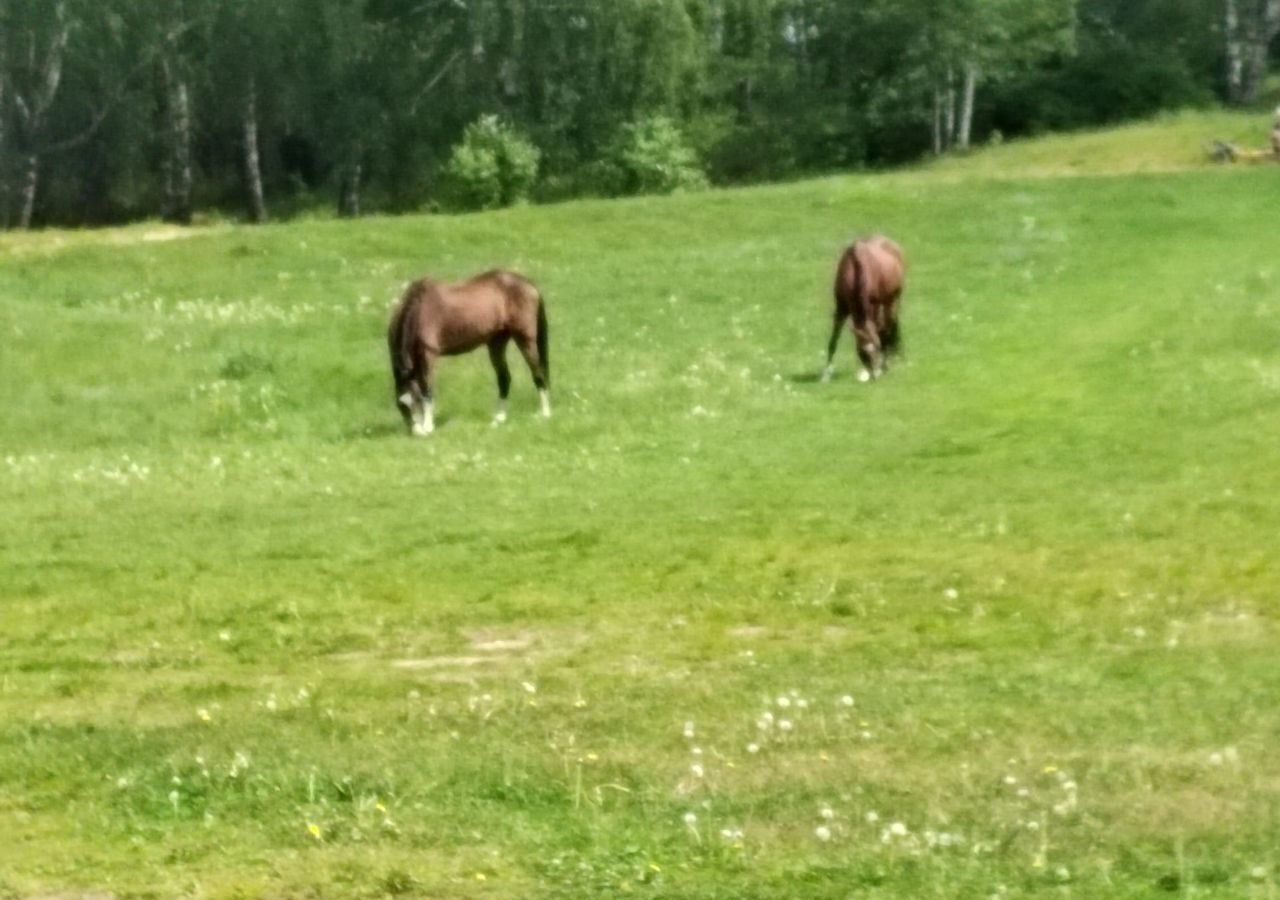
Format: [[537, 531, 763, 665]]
[[822, 235, 905, 383], [388, 269, 549, 435]]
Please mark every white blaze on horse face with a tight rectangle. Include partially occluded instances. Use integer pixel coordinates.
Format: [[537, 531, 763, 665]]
[[538, 389, 551, 418]]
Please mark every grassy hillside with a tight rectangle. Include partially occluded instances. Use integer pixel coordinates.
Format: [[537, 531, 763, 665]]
[[2, 112, 1279, 898], [924, 108, 1275, 178]]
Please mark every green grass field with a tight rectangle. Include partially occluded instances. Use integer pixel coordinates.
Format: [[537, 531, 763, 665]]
[[3, 110, 1279, 898]]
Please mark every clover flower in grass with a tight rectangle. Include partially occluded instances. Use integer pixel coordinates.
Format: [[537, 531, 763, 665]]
[[682, 721, 696, 739], [307, 822, 322, 840], [746, 742, 760, 754], [840, 695, 855, 707], [814, 825, 832, 842], [819, 805, 835, 821], [197, 708, 212, 723], [878, 821, 909, 844], [865, 811, 879, 824]]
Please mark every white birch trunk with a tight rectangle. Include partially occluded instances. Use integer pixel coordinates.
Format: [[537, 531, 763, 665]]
[[18, 154, 39, 229], [1225, 0, 1280, 105], [243, 77, 267, 223], [0, 61, 8, 228], [957, 62, 979, 151], [162, 67, 193, 224]]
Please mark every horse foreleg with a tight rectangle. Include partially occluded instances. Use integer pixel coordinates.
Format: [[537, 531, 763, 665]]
[[822, 308, 848, 383], [852, 316, 882, 382], [488, 336, 512, 425], [514, 336, 550, 418], [412, 355, 437, 435]]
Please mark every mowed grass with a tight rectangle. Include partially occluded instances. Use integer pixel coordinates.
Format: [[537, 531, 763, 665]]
[[2, 111, 1280, 898]]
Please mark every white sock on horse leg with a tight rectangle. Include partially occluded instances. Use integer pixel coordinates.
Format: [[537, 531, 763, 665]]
[[538, 389, 551, 418], [493, 399, 508, 425], [412, 399, 435, 435], [857, 368, 871, 383], [821, 364, 833, 383]]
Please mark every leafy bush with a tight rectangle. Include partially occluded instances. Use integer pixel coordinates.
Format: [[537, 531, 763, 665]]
[[609, 116, 709, 196], [440, 115, 540, 211]]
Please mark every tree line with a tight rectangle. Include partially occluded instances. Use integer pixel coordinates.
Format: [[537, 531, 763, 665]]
[[1, 0, 1275, 229]]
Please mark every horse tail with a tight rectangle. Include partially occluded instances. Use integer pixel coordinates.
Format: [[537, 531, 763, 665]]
[[535, 295, 550, 389]]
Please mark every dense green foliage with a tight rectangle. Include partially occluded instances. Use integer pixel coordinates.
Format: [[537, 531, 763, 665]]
[[439, 115, 541, 211], [1, 0, 1269, 227], [2, 112, 1280, 897]]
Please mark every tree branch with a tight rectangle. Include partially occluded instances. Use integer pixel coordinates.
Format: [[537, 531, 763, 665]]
[[408, 50, 462, 115]]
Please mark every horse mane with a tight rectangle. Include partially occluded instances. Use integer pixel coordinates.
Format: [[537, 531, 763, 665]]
[[391, 280, 435, 378]]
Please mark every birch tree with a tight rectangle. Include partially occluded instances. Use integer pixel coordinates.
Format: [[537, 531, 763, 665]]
[[1224, 0, 1280, 104]]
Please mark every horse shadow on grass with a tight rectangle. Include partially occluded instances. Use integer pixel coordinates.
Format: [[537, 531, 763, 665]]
[[341, 414, 457, 441], [786, 371, 826, 384]]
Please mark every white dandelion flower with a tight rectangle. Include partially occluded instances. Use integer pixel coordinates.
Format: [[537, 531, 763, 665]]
[[682, 811, 698, 827]]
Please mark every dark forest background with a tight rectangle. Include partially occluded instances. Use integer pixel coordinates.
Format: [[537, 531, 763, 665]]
[[2, 0, 1277, 228]]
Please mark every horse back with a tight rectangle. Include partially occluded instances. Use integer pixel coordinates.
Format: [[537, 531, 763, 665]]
[[836, 236, 904, 311], [394, 270, 541, 357]]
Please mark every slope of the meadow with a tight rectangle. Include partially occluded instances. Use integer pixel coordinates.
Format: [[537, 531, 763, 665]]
[[2, 112, 1279, 898]]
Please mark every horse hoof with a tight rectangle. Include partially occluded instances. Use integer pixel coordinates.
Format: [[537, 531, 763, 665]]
[[857, 369, 871, 383]]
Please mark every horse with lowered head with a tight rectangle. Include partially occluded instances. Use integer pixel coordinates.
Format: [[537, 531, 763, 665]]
[[388, 269, 549, 435], [822, 235, 905, 383]]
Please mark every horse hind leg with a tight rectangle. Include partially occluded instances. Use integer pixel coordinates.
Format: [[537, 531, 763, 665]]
[[822, 306, 848, 383], [514, 333, 550, 418], [488, 335, 512, 425]]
